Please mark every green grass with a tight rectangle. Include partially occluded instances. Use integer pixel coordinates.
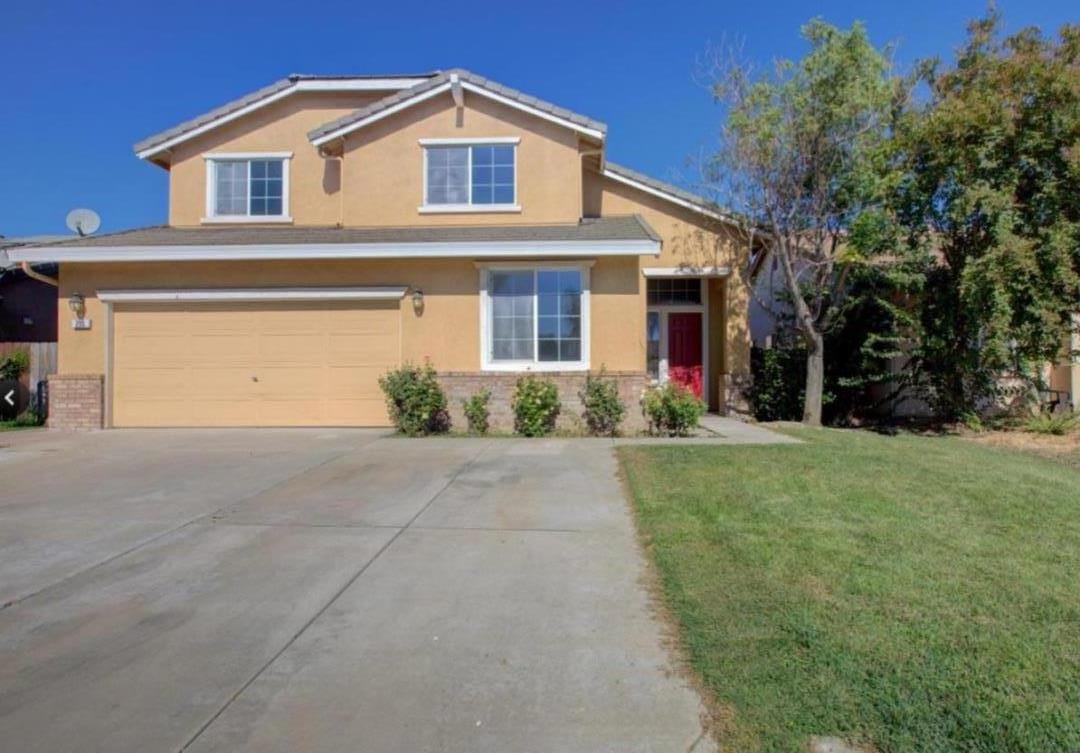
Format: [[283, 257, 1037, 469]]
[[0, 421, 37, 431], [620, 428, 1080, 753]]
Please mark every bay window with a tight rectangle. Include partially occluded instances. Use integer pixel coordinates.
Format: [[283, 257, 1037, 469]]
[[481, 265, 589, 370]]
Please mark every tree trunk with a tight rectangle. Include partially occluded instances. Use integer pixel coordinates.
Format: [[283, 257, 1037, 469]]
[[803, 333, 824, 425]]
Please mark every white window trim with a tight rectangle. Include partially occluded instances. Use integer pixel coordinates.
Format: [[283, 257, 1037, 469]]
[[646, 280, 709, 389], [96, 286, 407, 303], [421, 140, 519, 213], [418, 137, 521, 146], [478, 262, 591, 373], [203, 152, 293, 223]]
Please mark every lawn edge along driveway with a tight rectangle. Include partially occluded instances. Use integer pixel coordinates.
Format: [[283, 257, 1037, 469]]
[[618, 427, 1080, 753]]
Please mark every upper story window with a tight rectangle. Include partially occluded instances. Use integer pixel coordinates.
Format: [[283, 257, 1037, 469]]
[[420, 138, 519, 213], [203, 152, 292, 223]]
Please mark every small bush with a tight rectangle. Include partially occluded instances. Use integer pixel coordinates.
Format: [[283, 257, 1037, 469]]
[[14, 410, 42, 427], [462, 388, 491, 435], [512, 375, 560, 437], [0, 350, 30, 380], [579, 370, 626, 436], [1024, 411, 1079, 436], [378, 362, 450, 436], [749, 346, 804, 422], [642, 383, 706, 437]]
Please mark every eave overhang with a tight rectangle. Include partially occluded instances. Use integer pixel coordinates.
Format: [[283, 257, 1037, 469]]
[[4, 239, 660, 265]]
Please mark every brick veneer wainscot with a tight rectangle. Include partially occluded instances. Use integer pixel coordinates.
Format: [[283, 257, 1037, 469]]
[[439, 371, 649, 433], [46, 374, 104, 430]]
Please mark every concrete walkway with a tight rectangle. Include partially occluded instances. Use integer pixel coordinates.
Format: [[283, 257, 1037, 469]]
[[0, 429, 716, 753], [697, 414, 801, 444]]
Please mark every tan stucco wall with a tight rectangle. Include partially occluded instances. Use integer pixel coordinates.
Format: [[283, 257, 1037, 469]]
[[165, 89, 587, 228], [338, 93, 584, 226], [56, 257, 642, 377], [583, 170, 752, 383], [167, 91, 384, 227], [1048, 324, 1080, 406]]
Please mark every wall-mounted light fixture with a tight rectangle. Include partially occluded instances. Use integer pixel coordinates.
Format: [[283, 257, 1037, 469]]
[[411, 288, 425, 315], [68, 292, 91, 330], [68, 292, 86, 319]]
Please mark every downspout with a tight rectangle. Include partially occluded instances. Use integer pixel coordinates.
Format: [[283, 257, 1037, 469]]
[[580, 145, 604, 218], [21, 261, 58, 287], [319, 137, 347, 227]]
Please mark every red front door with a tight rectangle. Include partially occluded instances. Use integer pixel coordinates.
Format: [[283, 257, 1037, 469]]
[[668, 312, 703, 399]]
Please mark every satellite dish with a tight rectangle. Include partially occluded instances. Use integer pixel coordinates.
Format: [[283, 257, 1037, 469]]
[[66, 208, 101, 236]]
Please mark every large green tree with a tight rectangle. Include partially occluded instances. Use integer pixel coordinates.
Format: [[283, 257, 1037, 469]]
[[897, 12, 1080, 419], [708, 20, 906, 424]]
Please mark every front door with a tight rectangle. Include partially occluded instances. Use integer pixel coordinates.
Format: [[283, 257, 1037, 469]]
[[668, 312, 703, 399]]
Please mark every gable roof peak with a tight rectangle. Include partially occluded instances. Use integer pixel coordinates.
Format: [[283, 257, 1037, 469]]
[[134, 72, 438, 160], [307, 68, 607, 147]]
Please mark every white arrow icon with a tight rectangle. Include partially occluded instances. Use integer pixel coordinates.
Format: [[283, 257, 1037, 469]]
[[3, 389, 13, 407]]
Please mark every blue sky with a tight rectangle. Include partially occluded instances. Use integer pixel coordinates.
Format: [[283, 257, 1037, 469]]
[[0, 0, 1074, 237]]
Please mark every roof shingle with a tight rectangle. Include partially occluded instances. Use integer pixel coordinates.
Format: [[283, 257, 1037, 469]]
[[12, 216, 657, 249]]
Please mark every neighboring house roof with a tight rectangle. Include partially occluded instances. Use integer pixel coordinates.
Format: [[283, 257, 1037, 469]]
[[3, 216, 661, 264], [308, 68, 607, 147], [599, 162, 735, 224], [134, 73, 437, 160], [0, 235, 71, 249]]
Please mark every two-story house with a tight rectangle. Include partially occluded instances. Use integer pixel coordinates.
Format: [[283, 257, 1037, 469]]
[[4, 69, 751, 430]]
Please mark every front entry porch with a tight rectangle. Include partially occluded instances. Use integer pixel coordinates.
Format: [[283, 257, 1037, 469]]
[[644, 271, 731, 413]]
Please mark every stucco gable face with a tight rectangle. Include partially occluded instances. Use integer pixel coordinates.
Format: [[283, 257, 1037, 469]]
[[337, 92, 588, 226], [167, 91, 386, 227]]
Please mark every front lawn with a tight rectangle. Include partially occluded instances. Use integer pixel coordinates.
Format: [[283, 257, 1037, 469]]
[[620, 428, 1080, 753]]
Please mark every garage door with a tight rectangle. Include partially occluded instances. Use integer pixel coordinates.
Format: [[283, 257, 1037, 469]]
[[112, 300, 400, 427]]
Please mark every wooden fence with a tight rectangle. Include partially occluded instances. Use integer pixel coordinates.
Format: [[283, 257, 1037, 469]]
[[0, 342, 57, 409]]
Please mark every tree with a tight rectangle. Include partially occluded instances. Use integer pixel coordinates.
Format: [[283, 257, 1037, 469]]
[[896, 12, 1080, 419], [705, 20, 906, 424]]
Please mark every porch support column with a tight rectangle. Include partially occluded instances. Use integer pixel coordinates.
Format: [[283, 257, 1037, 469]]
[[707, 277, 726, 413]]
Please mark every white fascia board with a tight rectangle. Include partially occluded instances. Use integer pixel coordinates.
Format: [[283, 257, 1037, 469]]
[[601, 168, 735, 225], [136, 80, 426, 160], [97, 286, 408, 303], [642, 265, 731, 278], [9, 239, 661, 264], [311, 81, 605, 148], [457, 81, 605, 141], [310, 83, 454, 147], [294, 78, 428, 92]]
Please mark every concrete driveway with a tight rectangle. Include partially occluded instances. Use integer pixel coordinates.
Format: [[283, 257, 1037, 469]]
[[0, 429, 713, 752]]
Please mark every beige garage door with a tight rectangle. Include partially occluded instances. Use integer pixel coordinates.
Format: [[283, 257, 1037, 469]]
[[112, 300, 400, 427]]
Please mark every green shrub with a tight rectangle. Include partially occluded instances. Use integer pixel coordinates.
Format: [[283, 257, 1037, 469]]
[[14, 410, 42, 427], [642, 383, 706, 437], [512, 375, 560, 437], [378, 362, 450, 436], [1024, 410, 1079, 436], [579, 370, 626, 436], [749, 346, 805, 422], [462, 388, 491, 435], [0, 350, 30, 380]]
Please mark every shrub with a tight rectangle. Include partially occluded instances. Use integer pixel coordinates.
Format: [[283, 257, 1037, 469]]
[[1024, 410, 1079, 436], [378, 362, 450, 436], [749, 346, 805, 422], [512, 375, 560, 437], [13, 410, 42, 427], [462, 388, 491, 435], [642, 383, 706, 437], [0, 350, 30, 380], [579, 370, 626, 436]]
